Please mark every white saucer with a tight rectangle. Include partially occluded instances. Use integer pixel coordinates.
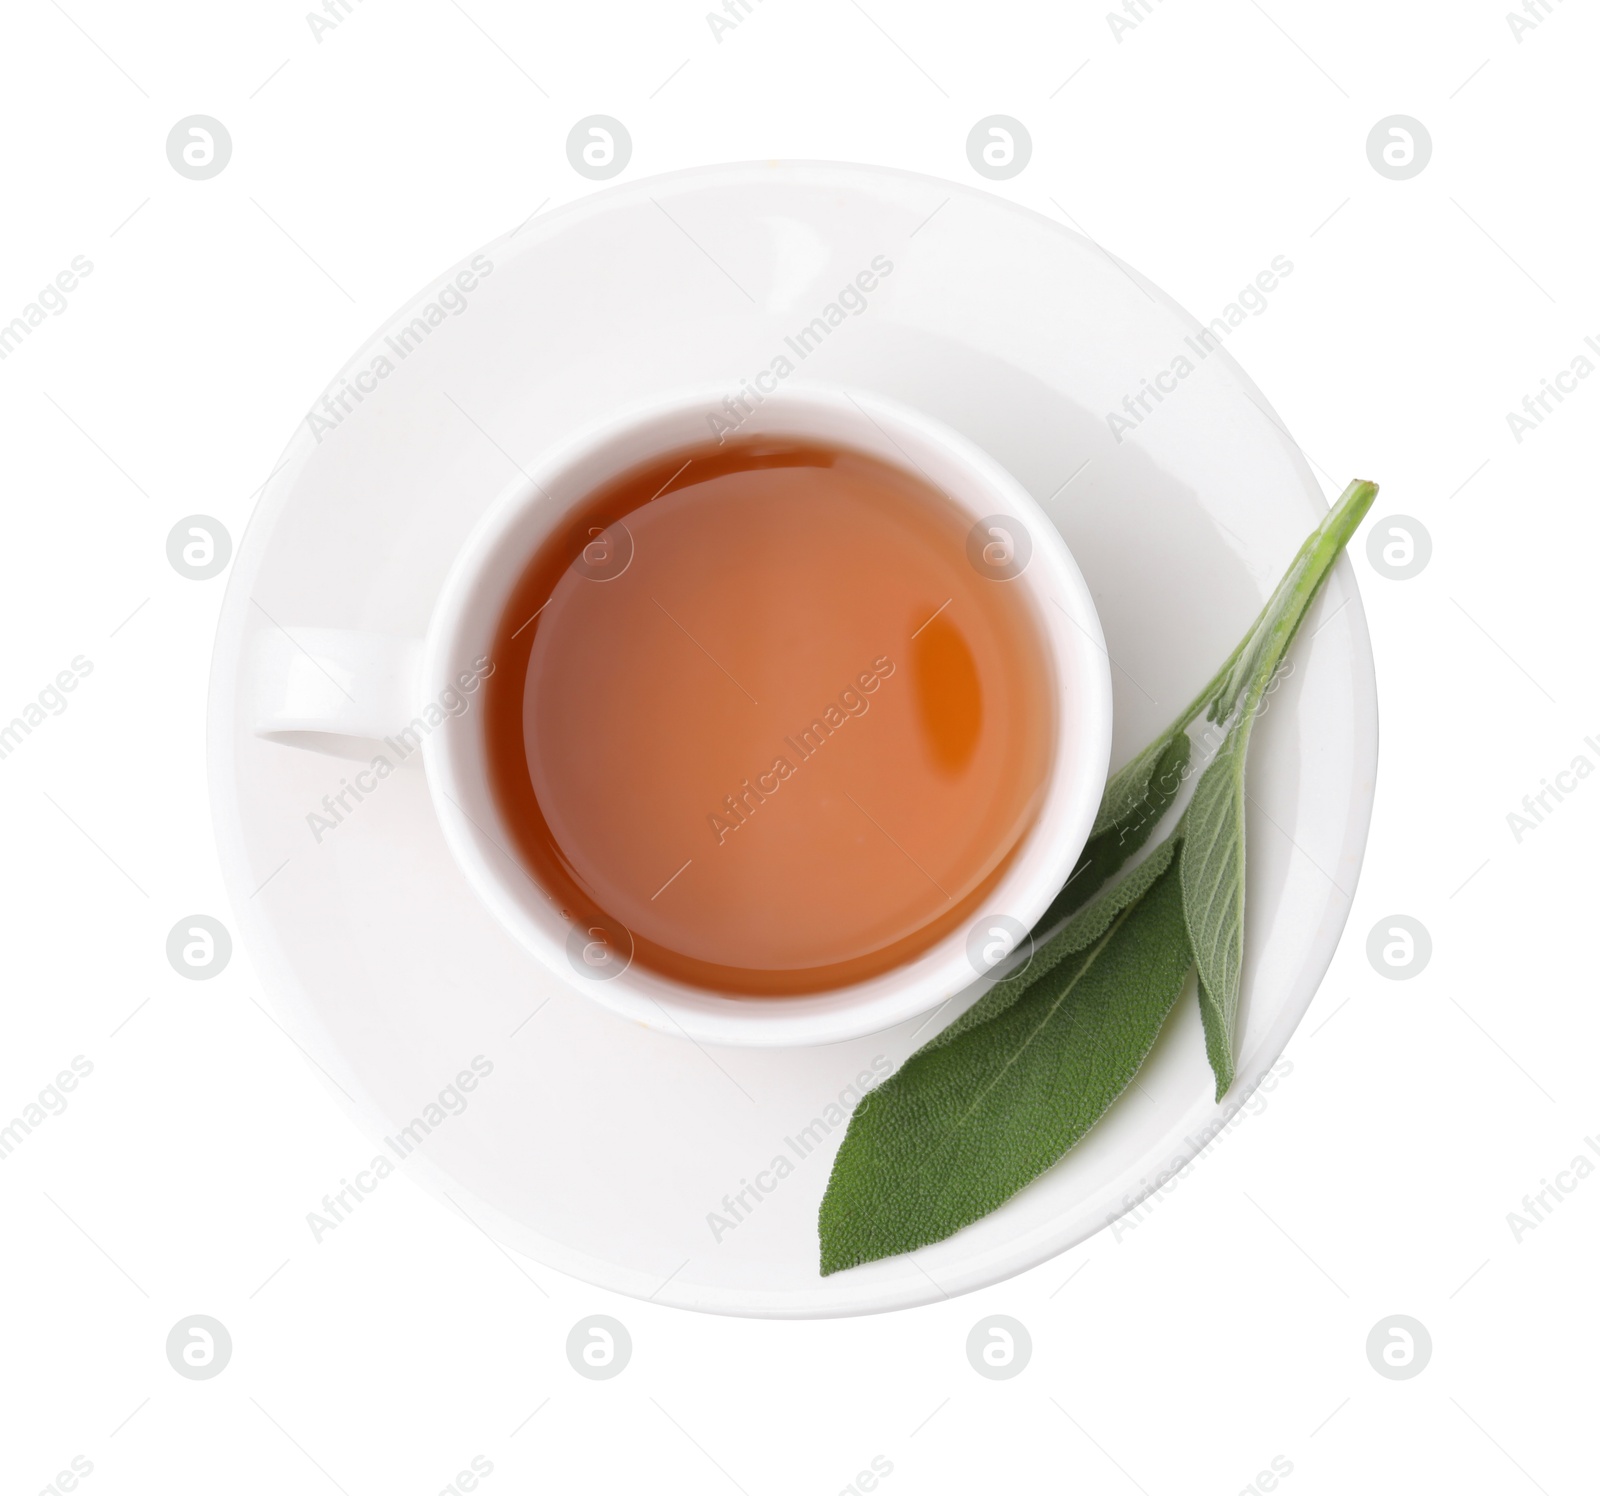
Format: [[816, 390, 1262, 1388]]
[[208, 161, 1376, 1318]]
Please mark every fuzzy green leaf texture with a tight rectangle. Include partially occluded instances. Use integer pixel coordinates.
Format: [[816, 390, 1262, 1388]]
[[1180, 725, 1250, 1098], [1179, 479, 1378, 1099], [817, 858, 1194, 1275]]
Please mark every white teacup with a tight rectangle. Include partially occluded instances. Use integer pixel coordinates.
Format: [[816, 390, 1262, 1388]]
[[251, 384, 1112, 1047]]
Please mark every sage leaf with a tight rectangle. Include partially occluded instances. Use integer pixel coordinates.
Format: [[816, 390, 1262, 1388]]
[[817, 857, 1194, 1275], [1181, 725, 1249, 1098], [1179, 479, 1377, 1099]]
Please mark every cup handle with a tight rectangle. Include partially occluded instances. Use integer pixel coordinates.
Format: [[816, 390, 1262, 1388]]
[[250, 626, 423, 753]]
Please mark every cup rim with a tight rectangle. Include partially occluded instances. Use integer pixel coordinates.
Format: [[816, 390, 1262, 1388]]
[[421, 382, 1113, 1047]]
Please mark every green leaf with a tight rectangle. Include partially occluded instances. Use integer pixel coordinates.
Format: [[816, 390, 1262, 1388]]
[[1181, 727, 1249, 1099], [818, 858, 1194, 1275], [1196, 972, 1229, 1098], [1178, 479, 1378, 1099]]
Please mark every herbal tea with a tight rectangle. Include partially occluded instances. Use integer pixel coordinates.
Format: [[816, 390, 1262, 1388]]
[[481, 436, 1058, 995]]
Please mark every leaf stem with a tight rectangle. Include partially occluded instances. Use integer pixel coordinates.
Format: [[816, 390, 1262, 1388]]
[[1154, 479, 1377, 743]]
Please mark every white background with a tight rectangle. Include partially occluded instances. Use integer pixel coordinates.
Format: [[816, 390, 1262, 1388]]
[[2, 1, 1596, 1492]]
